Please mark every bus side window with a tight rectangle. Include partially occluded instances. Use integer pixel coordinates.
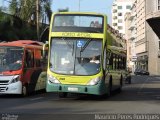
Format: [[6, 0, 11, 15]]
[[113, 54, 116, 70], [25, 50, 34, 68], [109, 53, 113, 70]]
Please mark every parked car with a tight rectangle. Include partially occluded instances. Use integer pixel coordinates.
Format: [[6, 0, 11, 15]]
[[134, 69, 149, 75]]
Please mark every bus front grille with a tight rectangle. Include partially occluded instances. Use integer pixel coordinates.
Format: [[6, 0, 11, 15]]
[[0, 86, 7, 92], [0, 80, 9, 85]]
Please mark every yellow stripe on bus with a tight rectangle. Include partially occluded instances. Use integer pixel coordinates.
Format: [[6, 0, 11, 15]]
[[50, 32, 104, 38]]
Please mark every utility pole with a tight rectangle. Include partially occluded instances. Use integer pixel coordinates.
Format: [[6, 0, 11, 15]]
[[36, 0, 40, 41]]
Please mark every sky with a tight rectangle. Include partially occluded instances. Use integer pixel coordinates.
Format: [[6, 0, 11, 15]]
[[0, 0, 114, 24], [51, 0, 113, 24]]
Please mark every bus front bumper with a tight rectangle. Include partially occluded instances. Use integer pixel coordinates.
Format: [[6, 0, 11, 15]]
[[46, 81, 107, 95], [0, 81, 22, 94]]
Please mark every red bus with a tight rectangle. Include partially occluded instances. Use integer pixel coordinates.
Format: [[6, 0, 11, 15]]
[[0, 40, 47, 96]]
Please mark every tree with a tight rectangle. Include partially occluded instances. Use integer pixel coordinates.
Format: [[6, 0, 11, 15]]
[[9, 0, 52, 24], [8, 0, 52, 41]]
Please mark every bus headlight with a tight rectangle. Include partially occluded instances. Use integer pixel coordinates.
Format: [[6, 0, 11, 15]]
[[87, 77, 101, 85], [48, 75, 60, 84], [11, 75, 20, 83]]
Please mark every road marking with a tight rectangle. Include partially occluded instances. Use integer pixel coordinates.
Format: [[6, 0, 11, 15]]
[[30, 97, 44, 101]]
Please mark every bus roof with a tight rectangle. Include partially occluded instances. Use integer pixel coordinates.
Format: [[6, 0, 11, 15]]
[[53, 12, 106, 16], [108, 45, 126, 57], [0, 40, 43, 47]]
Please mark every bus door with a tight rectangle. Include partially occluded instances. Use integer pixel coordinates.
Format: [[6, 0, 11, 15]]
[[34, 49, 45, 91], [22, 49, 38, 93]]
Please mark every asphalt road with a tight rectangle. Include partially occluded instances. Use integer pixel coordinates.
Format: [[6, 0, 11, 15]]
[[1, 75, 160, 120]]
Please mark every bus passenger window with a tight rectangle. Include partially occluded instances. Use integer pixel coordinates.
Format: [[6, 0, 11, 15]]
[[109, 53, 113, 69]]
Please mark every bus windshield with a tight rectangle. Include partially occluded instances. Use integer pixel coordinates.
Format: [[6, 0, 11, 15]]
[[52, 14, 104, 33], [50, 38, 102, 75], [0, 46, 24, 72]]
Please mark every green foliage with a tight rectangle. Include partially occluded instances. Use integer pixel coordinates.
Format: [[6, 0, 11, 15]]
[[0, 0, 52, 42], [9, 0, 52, 24], [0, 13, 38, 41]]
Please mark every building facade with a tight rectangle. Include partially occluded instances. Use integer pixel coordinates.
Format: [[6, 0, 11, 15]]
[[124, 0, 160, 75], [134, 0, 148, 71], [146, 0, 160, 75], [112, 0, 133, 35], [125, 0, 137, 73]]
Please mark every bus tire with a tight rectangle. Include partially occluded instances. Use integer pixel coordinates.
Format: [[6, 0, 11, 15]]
[[22, 85, 28, 97], [59, 92, 67, 98]]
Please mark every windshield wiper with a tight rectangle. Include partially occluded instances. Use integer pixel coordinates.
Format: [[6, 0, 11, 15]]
[[80, 39, 92, 53], [78, 39, 92, 64]]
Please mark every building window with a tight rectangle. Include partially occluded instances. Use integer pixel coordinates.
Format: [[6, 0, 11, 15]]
[[118, 19, 123, 23], [118, 6, 122, 9], [118, 13, 122, 16], [113, 23, 117, 26], [113, 9, 117, 13], [118, 26, 123, 30], [113, 16, 117, 19], [158, 0, 160, 10], [126, 5, 131, 9]]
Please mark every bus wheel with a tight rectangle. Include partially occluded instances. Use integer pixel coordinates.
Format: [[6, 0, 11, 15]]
[[22, 85, 28, 97], [58, 92, 67, 98]]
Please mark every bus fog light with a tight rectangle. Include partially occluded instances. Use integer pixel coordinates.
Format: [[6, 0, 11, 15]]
[[48, 75, 60, 84], [87, 77, 101, 85]]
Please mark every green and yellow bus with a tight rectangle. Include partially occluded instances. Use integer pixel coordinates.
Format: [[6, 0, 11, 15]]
[[44, 12, 127, 98]]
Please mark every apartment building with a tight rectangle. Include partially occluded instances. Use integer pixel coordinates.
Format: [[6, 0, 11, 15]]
[[135, 0, 160, 75], [145, 0, 160, 75], [124, 0, 160, 75], [125, 1, 136, 73], [112, 0, 133, 35], [125, 0, 148, 72], [134, 0, 148, 71], [125, 13, 133, 71]]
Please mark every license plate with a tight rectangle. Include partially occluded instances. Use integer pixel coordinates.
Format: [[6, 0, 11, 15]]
[[68, 87, 78, 92]]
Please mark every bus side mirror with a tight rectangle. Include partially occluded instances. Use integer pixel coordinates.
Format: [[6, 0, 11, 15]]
[[43, 42, 49, 59]]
